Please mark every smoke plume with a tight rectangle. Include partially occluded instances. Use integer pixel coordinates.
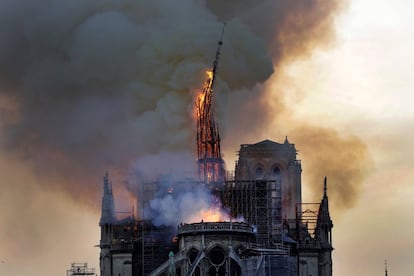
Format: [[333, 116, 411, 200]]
[[212, 0, 370, 210], [147, 188, 231, 227], [0, 0, 274, 203], [0, 1, 375, 274], [289, 125, 371, 210], [206, 0, 345, 63], [0, 0, 366, 214]]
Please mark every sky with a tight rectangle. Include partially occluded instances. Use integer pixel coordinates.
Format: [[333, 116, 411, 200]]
[[0, 0, 413, 275], [279, 0, 414, 274]]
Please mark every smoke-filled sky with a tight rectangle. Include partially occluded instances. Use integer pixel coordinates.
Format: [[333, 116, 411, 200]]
[[0, 0, 412, 275]]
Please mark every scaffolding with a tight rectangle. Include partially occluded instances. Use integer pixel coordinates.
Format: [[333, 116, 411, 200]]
[[107, 217, 174, 276], [142, 223, 173, 275], [66, 263, 96, 276], [217, 179, 282, 247]]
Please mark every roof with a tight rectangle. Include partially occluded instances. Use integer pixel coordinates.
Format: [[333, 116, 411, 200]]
[[253, 139, 284, 147], [240, 139, 296, 152]]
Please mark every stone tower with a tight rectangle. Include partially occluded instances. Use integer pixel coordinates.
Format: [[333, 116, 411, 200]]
[[234, 138, 302, 219]]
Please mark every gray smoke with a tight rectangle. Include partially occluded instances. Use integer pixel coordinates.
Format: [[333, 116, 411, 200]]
[[131, 152, 231, 225], [0, 0, 273, 203], [147, 187, 230, 226], [208, 0, 371, 211], [0, 1, 367, 273], [0, 0, 357, 212]]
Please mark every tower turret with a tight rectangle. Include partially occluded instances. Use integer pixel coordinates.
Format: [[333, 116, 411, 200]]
[[318, 177, 333, 244], [317, 177, 334, 276], [100, 171, 115, 225], [99, 171, 115, 276]]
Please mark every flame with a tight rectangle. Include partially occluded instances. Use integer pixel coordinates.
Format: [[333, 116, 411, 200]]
[[206, 70, 213, 80], [199, 208, 230, 222], [198, 70, 214, 104], [187, 207, 230, 223], [193, 70, 213, 120], [197, 91, 206, 108]]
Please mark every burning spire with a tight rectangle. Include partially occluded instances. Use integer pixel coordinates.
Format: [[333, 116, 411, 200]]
[[195, 23, 226, 184]]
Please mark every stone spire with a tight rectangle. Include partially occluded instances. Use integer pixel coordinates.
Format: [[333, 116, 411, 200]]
[[99, 171, 115, 225], [316, 177, 334, 276], [319, 177, 332, 225], [316, 177, 334, 247]]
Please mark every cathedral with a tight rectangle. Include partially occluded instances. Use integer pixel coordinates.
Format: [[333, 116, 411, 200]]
[[99, 138, 333, 276], [98, 31, 333, 276]]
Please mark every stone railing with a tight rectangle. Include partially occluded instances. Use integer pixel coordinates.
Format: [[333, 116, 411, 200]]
[[178, 221, 254, 235]]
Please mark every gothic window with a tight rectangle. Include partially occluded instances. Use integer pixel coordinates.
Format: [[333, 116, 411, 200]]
[[208, 246, 225, 266], [188, 248, 199, 264], [254, 164, 265, 180], [271, 166, 281, 180]]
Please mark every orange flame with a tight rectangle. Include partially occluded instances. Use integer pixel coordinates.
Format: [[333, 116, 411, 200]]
[[187, 207, 230, 223], [197, 91, 206, 108], [206, 70, 213, 80], [193, 70, 213, 120]]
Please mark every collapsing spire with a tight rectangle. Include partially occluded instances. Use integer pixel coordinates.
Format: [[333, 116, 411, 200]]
[[100, 171, 115, 225], [196, 23, 226, 184]]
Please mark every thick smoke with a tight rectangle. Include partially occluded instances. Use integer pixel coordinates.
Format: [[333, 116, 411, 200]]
[[206, 0, 345, 63], [289, 125, 371, 210], [210, 0, 371, 211], [147, 188, 231, 226], [0, 0, 273, 203], [0, 1, 373, 274], [0, 0, 366, 214], [131, 152, 233, 226]]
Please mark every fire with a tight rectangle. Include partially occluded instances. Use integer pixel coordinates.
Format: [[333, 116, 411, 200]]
[[199, 208, 230, 222], [193, 70, 213, 120], [197, 70, 214, 104], [194, 65, 224, 183], [206, 70, 213, 80], [197, 90, 206, 108], [187, 207, 230, 223]]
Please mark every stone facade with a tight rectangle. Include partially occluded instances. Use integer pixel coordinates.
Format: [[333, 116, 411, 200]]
[[235, 139, 302, 220], [99, 139, 334, 276]]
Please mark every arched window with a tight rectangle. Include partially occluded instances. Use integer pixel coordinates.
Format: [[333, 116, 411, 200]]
[[208, 246, 225, 266], [188, 248, 199, 264], [271, 166, 281, 180], [254, 164, 265, 180]]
